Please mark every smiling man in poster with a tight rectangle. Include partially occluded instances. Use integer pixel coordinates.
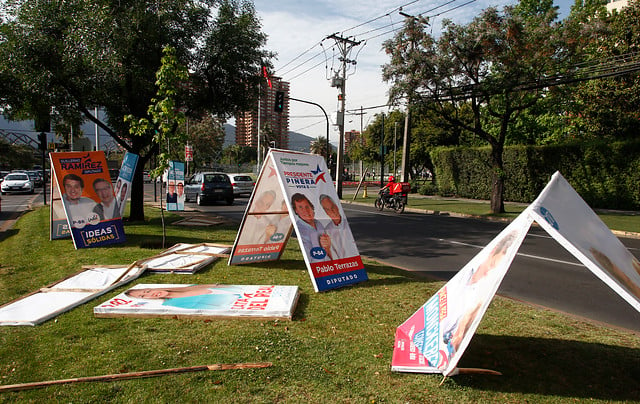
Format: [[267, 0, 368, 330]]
[[229, 150, 367, 292], [50, 151, 126, 249], [273, 150, 367, 292]]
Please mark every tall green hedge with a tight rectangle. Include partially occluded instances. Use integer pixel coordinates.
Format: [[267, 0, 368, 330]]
[[430, 141, 640, 210]]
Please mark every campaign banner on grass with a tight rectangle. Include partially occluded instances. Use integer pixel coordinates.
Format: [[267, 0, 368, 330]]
[[529, 172, 640, 313], [391, 213, 532, 376], [229, 153, 292, 265], [113, 152, 138, 218], [166, 161, 185, 211], [49, 159, 70, 240], [272, 149, 367, 292], [50, 151, 126, 249], [94, 284, 300, 320]]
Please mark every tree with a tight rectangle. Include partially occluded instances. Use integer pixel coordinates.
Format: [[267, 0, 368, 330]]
[[0, 0, 273, 221], [182, 115, 226, 173], [383, 2, 563, 213], [310, 136, 330, 157], [564, 0, 640, 141], [126, 45, 187, 246]]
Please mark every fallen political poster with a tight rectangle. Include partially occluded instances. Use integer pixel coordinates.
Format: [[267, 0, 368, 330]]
[[50, 151, 126, 249], [229, 149, 367, 292], [137, 243, 231, 274], [0, 264, 145, 326], [94, 284, 300, 320], [392, 171, 640, 377]]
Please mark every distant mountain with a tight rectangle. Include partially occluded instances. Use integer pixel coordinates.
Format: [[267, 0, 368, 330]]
[[223, 123, 314, 153]]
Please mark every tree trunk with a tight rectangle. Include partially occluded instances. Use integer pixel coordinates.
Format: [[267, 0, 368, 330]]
[[489, 144, 505, 214]]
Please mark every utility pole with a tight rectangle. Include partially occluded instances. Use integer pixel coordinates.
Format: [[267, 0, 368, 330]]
[[327, 33, 361, 199]]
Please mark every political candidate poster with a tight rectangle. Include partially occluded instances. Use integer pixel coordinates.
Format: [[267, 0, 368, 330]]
[[113, 152, 138, 218], [229, 154, 292, 265], [529, 172, 640, 312], [229, 149, 367, 292], [50, 151, 126, 249], [391, 213, 532, 376], [392, 171, 640, 377], [166, 161, 185, 211], [49, 159, 70, 240], [94, 284, 300, 320]]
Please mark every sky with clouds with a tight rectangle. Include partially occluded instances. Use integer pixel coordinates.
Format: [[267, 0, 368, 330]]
[[251, 0, 574, 144]]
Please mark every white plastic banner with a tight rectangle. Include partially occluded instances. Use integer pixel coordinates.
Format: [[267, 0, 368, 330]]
[[392, 171, 640, 376], [94, 284, 300, 320], [230, 149, 367, 292], [0, 264, 145, 326], [391, 213, 532, 375], [529, 172, 640, 311]]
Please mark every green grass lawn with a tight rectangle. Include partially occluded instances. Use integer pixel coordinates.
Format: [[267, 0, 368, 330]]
[[0, 206, 639, 402]]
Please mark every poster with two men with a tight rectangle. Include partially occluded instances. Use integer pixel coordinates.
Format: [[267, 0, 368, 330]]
[[50, 151, 127, 249], [229, 149, 367, 292]]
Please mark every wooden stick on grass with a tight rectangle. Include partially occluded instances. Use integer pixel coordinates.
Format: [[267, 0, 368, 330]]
[[0, 362, 272, 393]]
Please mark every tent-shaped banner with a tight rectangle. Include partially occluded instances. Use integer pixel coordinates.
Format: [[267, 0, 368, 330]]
[[228, 149, 367, 292], [392, 171, 640, 376], [50, 151, 126, 249]]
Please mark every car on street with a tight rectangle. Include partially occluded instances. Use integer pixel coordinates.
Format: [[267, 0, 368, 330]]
[[26, 171, 43, 187], [1, 172, 34, 194], [226, 173, 255, 196], [143, 171, 152, 183], [184, 172, 234, 206]]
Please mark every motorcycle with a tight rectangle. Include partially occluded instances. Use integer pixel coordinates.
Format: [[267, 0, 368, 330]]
[[374, 189, 405, 213]]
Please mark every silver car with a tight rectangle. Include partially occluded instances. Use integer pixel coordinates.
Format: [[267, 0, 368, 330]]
[[227, 174, 255, 196], [1, 172, 34, 194]]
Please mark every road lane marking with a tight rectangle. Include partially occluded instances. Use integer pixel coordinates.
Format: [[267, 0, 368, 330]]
[[440, 238, 585, 267]]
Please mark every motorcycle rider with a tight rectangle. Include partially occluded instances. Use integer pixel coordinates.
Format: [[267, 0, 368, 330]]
[[380, 175, 398, 205]]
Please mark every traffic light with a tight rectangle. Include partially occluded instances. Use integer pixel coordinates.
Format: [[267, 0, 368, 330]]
[[274, 91, 284, 113]]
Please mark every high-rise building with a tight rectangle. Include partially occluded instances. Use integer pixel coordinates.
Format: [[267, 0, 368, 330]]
[[344, 130, 362, 152], [235, 77, 290, 150]]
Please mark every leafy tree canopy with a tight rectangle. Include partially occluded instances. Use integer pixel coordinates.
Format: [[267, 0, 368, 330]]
[[0, 0, 273, 220]]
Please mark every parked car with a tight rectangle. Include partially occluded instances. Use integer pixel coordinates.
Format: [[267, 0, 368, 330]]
[[227, 174, 255, 196], [26, 171, 43, 187], [184, 172, 234, 206], [143, 171, 152, 183], [1, 172, 34, 194]]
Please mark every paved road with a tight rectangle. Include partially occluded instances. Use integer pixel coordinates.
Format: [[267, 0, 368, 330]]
[[166, 186, 640, 334], [0, 188, 44, 234]]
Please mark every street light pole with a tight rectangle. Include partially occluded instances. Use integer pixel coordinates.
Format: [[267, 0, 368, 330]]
[[289, 97, 330, 160]]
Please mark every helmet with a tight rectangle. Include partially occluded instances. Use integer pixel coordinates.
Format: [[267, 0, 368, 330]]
[[388, 175, 394, 182]]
